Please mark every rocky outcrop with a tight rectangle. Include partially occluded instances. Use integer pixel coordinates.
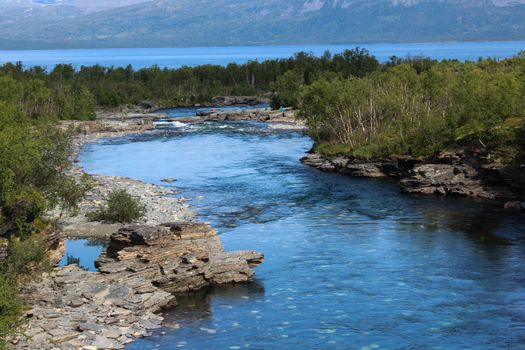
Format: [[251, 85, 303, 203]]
[[15, 222, 263, 349], [174, 107, 306, 129], [301, 153, 418, 177], [61, 117, 156, 137], [46, 231, 66, 266], [301, 153, 339, 172], [212, 96, 270, 106], [14, 266, 173, 350], [302, 152, 525, 205], [504, 201, 525, 211], [96, 222, 264, 294], [399, 163, 519, 200], [194, 108, 296, 122]]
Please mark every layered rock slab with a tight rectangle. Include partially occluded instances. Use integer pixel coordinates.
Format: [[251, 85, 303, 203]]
[[302, 152, 524, 204], [96, 222, 263, 293], [14, 222, 263, 350]]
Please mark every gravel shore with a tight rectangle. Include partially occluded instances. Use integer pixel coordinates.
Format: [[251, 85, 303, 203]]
[[12, 111, 263, 350], [55, 113, 195, 239]]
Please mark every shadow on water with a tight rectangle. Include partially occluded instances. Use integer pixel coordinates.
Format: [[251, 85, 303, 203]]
[[164, 281, 266, 327]]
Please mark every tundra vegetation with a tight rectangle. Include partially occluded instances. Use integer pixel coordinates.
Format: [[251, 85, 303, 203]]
[[298, 52, 525, 164], [0, 48, 524, 346], [87, 189, 146, 224]]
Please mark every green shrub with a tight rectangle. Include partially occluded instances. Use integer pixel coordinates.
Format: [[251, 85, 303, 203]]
[[314, 143, 352, 157], [300, 57, 525, 162], [0, 272, 25, 349], [88, 189, 146, 223], [56, 174, 92, 217], [0, 233, 49, 348], [0, 104, 84, 237], [6, 235, 49, 279], [270, 70, 303, 109]]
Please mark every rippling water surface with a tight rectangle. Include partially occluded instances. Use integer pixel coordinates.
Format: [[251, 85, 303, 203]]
[[79, 119, 525, 350]]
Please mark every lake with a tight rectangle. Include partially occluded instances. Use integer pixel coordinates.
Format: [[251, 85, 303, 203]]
[[75, 118, 525, 350], [1, 41, 524, 69]]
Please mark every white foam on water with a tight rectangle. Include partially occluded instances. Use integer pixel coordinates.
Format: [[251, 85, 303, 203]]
[[171, 121, 187, 128]]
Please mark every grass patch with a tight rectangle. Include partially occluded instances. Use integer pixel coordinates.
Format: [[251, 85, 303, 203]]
[[314, 143, 352, 157]]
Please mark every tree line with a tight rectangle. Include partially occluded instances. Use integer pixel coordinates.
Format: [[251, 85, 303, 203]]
[[0, 48, 383, 119]]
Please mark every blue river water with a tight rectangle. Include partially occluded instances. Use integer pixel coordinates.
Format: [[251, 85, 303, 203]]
[[77, 118, 525, 350], [1, 41, 525, 69]]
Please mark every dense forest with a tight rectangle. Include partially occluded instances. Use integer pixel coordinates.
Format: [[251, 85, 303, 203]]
[[1, 48, 525, 346]]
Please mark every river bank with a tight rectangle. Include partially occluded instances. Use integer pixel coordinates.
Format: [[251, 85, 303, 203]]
[[302, 151, 525, 210], [15, 222, 263, 350], [12, 109, 267, 350]]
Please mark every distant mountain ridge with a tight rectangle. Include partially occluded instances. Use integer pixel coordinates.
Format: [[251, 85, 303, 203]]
[[1, 0, 524, 49]]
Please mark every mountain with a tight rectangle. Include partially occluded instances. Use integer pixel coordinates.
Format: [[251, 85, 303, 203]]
[[0, 0, 524, 49]]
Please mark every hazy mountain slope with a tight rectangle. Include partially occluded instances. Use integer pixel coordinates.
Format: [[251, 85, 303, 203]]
[[1, 0, 524, 49]]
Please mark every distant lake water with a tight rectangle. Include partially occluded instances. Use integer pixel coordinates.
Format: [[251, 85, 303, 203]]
[[1, 41, 524, 69]]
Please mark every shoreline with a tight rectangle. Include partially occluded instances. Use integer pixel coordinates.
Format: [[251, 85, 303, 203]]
[[302, 151, 525, 210], [14, 109, 268, 350]]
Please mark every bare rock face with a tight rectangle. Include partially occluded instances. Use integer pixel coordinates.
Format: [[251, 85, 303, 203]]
[[504, 201, 525, 211], [399, 164, 520, 200], [301, 153, 414, 177], [96, 222, 264, 294], [302, 151, 524, 204], [301, 153, 338, 172]]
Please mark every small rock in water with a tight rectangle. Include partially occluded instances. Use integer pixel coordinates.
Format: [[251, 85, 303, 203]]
[[200, 327, 217, 334], [161, 178, 177, 183], [506, 200, 525, 212]]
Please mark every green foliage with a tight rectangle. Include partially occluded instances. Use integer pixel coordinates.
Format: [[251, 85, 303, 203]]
[[5, 235, 49, 279], [72, 86, 96, 120], [0, 271, 25, 349], [300, 56, 525, 162], [333, 48, 380, 78], [0, 48, 383, 113], [55, 173, 92, 217], [270, 70, 303, 109], [0, 87, 86, 344], [0, 233, 50, 348], [0, 105, 82, 237], [88, 189, 146, 223], [314, 143, 353, 157]]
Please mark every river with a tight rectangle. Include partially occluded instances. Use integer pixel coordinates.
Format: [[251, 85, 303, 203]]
[[1, 41, 525, 68], [74, 118, 525, 350]]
